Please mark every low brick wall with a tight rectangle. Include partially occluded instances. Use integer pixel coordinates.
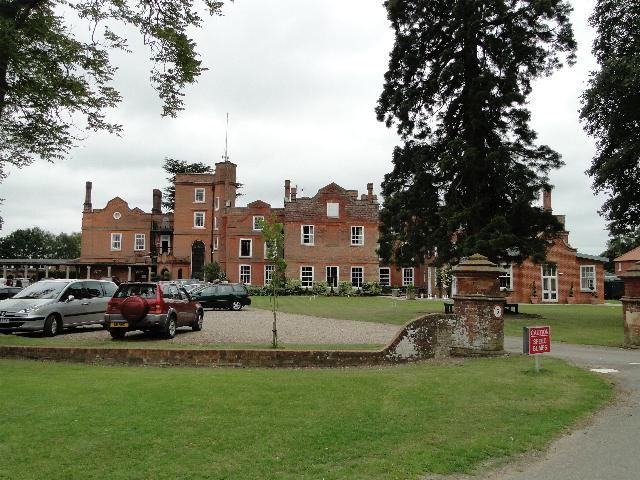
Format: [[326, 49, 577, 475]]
[[0, 313, 505, 367]]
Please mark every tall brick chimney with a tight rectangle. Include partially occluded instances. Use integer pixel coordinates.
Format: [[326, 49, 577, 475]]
[[367, 183, 373, 200], [290, 186, 297, 201], [285, 179, 291, 202], [152, 189, 162, 214], [543, 188, 552, 211], [83, 181, 92, 212]]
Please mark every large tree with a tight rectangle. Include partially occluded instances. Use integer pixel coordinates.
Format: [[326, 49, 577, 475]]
[[376, 0, 576, 266], [0, 0, 225, 183], [0, 227, 80, 258], [580, 0, 640, 240], [161, 157, 213, 211]]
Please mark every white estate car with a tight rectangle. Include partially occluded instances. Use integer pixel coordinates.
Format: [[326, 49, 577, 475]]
[[0, 279, 118, 336]]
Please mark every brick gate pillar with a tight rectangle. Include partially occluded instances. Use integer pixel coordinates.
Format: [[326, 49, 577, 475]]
[[620, 261, 640, 348], [452, 254, 505, 354]]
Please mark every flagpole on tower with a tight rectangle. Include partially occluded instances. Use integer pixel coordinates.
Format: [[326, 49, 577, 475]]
[[222, 112, 229, 162]]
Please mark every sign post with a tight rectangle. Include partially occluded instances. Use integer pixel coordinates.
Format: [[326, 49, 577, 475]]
[[523, 326, 551, 372]]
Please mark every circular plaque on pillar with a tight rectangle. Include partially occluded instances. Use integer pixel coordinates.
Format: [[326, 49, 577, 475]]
[[493, 305, 503, 318]]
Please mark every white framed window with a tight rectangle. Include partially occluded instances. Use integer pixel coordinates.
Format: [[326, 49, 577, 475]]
[[326, 266, 339, 288], [265, 264, 275, 285], [194, 188, 205, 203], [239, 265, 251, 284], [351, 267, 363, 287], [213, 237, 219, 251], [351, 226, 364, 245], [301, 225, 314, 245], [301, 266, 314, 288], [253, 215, 264, 231], [499, 264, 512, 290], [239, 239, 252, 258], [194, 212, 205, 229], [110, 233, 122, 251], [134, 234, 145, 251], [327, 202, 339, 217], [214, 216, 219, 230], [580, 265, 596, 291], [402, 267, 414, 286], [215, 196, 220, 210], [379, 267, 391, 287]]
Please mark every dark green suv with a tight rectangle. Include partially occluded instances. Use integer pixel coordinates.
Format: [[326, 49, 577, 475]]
[[191, 283, 251, 311]]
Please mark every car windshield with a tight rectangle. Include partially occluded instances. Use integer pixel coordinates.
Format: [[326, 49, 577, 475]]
[[13, 281, 68, 300], [114, 284, 157, 299]]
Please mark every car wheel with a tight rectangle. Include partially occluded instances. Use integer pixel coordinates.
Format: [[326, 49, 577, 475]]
[[230, 300, 243, 311], [109, 328, 126, 340], [43, 314, 61, 337], [162, 315, 177, 339], [192, 310, 203, 331]]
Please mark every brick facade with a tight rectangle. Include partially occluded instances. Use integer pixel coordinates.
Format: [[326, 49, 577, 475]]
[[79, 164, 605, 302]]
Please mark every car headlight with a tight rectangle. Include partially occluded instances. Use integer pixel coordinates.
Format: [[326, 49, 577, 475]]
[[17, 306, 39, 314]]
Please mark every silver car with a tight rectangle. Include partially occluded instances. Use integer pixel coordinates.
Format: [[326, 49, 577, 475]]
[[0, 279, 118, 336]]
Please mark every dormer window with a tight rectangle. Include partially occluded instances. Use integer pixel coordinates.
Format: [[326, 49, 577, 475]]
[[253, 216, 264, 231], [194, 188, 205, 203], [327, 202, 339, 218]]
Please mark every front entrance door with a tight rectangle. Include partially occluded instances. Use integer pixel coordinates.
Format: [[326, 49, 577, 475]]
[[541, 264, 558, 302], [326, 266, 338, 288], [191, 241, 205, 279]]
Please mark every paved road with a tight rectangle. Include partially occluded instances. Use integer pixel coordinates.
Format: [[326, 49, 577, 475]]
[[479, 337, 640, 480]]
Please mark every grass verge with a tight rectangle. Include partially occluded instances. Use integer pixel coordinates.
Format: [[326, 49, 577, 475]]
[[0, 357, 612, 479], [251, 297, 623, 347]]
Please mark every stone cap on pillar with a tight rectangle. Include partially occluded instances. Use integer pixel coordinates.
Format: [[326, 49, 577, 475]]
[[452, 253, 502, 296], [619, 261, 640, 298]]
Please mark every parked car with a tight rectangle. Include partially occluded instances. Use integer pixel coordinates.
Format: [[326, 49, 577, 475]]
[[0, 279, 118, 336], [190, 283, 251, 310], [0, 286, 22, 300], [104, 282, 204, 339]]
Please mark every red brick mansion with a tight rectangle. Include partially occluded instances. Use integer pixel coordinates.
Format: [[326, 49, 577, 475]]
[[79, 161, 606, 303]]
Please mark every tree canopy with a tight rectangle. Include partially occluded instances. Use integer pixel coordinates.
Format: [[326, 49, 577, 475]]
[[580, 0, 640, 240], [0, 0, 225, 182], [162, 157, 213, 211], [376, 0, 576, 266], [0, 228, 81, 259]]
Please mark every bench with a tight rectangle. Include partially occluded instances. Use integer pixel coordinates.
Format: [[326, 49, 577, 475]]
[[444, 300, 518, 314], [443, 299, 454, 314], [505, 303, 519, 314]]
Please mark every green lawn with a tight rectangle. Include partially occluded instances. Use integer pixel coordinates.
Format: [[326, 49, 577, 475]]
[[0, 357, 612, 479], [252, 296, 624, 347]]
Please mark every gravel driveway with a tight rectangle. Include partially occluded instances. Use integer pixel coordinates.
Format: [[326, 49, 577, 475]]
[[51, 308, 400, 346]]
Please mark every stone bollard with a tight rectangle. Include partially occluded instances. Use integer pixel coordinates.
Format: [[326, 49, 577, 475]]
[[619, 261, 640, 348], [451, 254, 506, 355]]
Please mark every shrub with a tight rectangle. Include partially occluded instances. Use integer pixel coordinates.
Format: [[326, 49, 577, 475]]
[[362, 281, 382, 296], [286, 279, 304, 295], [312, 282, 327, 296], [338, 281, 353, 297]]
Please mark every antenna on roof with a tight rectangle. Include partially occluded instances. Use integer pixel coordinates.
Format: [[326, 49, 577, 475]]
[[222, 112, 230, 162]]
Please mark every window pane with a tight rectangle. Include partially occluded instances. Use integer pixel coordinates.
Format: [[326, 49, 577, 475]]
[[301, 267, 313, 287], [351, 267, 363, 287], [379, 268, 390, 287]]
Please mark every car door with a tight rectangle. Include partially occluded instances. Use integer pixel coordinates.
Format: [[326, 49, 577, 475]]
[[177, 288, 195, 324], [57, 282, 90, 327], [83, 281, 107, 325], [194, 286, 215, 308], [217, 284, 234, 308]]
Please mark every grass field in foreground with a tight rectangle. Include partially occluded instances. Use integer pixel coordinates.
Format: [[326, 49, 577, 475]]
[[251, 296, 623, 347], [0, 357, 612, 480]]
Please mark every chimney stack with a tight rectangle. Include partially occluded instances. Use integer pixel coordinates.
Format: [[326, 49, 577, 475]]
[[83, 181, 92, 212], [543, 188, 552, 211], [290, 186, 297, 201], [367, 183, 374, 200], [284, 179, 291, 202], [152, 189, 162, 214]]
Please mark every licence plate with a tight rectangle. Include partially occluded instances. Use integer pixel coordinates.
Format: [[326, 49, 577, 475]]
[[0, 318, 9, 323], [110, 321, 129, 328]]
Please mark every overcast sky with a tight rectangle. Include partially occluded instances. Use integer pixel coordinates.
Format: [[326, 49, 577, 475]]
[[1, 0, 608, 255]]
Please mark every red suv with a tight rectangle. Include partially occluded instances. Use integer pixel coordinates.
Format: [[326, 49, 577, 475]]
[[105, 282, 203, 339]]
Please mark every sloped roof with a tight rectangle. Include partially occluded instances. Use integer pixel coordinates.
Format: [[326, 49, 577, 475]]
[[615, 245, 640, 262], [576, 252, 608, 263]]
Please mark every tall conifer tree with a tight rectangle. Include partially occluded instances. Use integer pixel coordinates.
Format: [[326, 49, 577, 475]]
[[580, 0, 640, 241], [376, 0, 576, 266]]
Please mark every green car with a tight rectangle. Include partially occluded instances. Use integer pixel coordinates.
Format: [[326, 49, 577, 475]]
[[191, 283, 252, 311]]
